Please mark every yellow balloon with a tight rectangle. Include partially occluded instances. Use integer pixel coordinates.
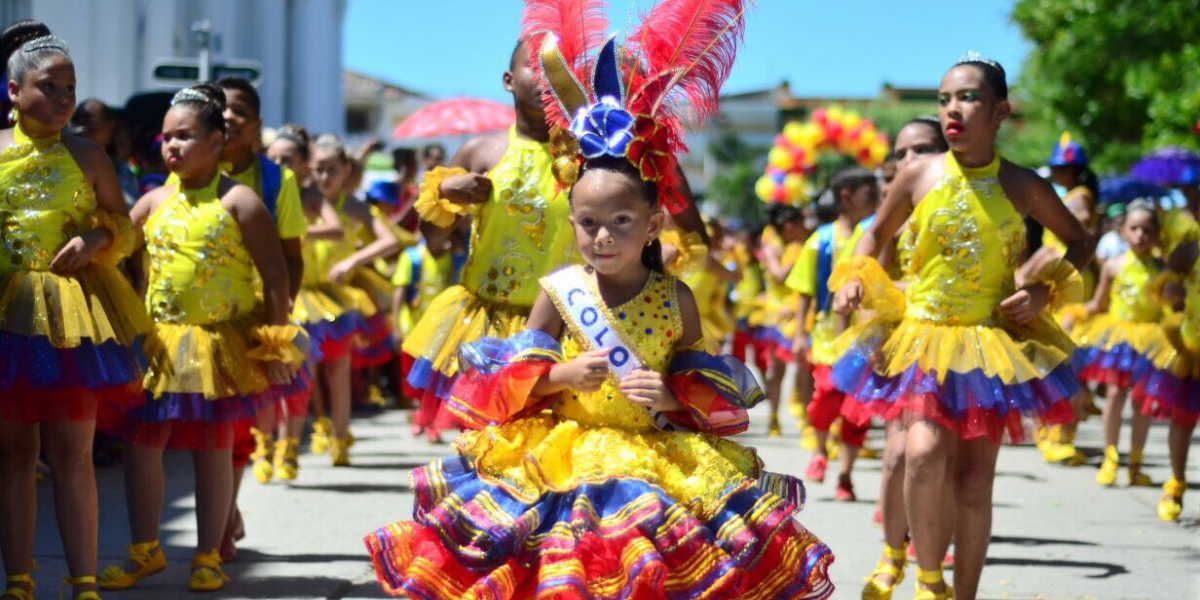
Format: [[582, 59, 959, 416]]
[[768, 146, 792, 171], [755, 175, 777, 201], [826, 105, 844, 123], [869, 142, 888, 165], [783, 121, 805, 146], [783, 173, 806, 201], [842, 111, 862, 130], [858, 126, 876, 147], [799, 122, 824, 149]]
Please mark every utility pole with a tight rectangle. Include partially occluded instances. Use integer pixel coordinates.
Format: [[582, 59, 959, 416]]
[[192, 20, 213, 82]]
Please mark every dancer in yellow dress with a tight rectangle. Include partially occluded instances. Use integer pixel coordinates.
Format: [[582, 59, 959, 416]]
[[750, 203, 809, 437], [0, 23, 150, 600], [832, 55, 1089, 600], [305, 136, 402, 464], [1075, 200, 1170, 487], [101, 84, 307, 594], [788, 168, 879, 500]]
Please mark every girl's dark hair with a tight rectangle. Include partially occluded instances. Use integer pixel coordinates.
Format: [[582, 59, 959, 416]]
[[571, 155, 665, 273], [3, 20, 68, 84], [216, 75, 260, 117], [170, 83, 227, 134], [900, 115, 949, 152], [953, 58, 1009, 100], [274, 123, 311, 160], [765, 201, 803, 231], [830, 167, 876, 201], [2, 20, 50, 76]]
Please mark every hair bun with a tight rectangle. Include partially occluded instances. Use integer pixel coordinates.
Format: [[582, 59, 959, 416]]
[[1, 19, 51, 70]]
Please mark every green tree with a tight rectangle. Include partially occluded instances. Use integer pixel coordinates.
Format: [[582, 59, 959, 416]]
[[1010, 0, 1200, 172], [704, 131, 768, 226]]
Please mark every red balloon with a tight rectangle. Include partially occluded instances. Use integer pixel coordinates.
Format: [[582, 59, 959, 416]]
[[772, 186, 788, 202], [811, 108, 827, 125], [775, 134, 788, 147], [824, 122, 843, 143]]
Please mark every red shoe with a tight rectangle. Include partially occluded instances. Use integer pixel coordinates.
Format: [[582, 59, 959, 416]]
[[220, 530, 237, 562], [907, 543, 955, 568], [835, 476, 856, 501], [426, 427, 443, 444], [873, 508, 883, 525], [804, 456, 828, 483]]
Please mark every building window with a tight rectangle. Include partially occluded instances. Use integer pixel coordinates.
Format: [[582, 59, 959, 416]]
[[346, 106, 372, 134]]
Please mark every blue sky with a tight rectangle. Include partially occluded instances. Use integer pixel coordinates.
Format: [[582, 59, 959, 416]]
[[343, 0, 1029, 101]]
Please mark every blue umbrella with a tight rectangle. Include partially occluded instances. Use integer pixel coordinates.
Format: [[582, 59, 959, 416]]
[[1130, 147, 1200, 186], [1098, 175, 1169, 204]]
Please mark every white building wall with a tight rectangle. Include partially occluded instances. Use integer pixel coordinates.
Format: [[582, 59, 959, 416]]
[[17, 0, 343, 133]]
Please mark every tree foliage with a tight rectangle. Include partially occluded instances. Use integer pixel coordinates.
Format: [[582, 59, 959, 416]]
[[1010, 0, 1200, 172]]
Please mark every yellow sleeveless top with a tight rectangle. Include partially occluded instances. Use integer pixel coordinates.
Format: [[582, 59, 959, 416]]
[[0, 126, 95, 274], [1109, 251, 1162, 323], [1181, 259, 1200, 353], [301, 193, 360, 288], [551, 269, 682, 433], [460, 127, 574, 308], [905, 154, 1025, 325], [764, 241, 802, 311], [144, 177, 256, 325]]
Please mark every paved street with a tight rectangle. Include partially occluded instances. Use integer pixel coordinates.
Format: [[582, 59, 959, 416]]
[[25, 403, 1200, 600]]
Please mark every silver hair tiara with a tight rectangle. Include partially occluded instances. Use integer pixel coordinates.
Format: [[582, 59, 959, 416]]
[[21, 35, 69, 55], [171, 88, 211, 106], [957, 50, 1000, 69]]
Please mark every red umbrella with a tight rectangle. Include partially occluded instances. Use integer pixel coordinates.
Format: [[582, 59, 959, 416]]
[[391, 97, 516, 139]]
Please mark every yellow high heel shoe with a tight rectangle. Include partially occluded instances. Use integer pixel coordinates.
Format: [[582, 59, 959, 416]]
[[274, 436, 300, 481], [310, 417, 332, 454], [62, 575, 101, 600], [1096, 445, 1119, 486], [2, 572, 34, 600], [1128, 449, 1153, 487], [1158, 477, 1185, 521], [250, 428, 274, 484], [188, 550, 228, 592], [914, 566, 953, 600], [330, 437, 351, 467], [861, 543, 907, 600], [767, 414, 782, 437], [99, 540, 166, 590]]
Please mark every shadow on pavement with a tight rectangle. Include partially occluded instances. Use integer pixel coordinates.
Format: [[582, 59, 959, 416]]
[[983, 556, 1129, 579], [990, 534, 1098, 547]]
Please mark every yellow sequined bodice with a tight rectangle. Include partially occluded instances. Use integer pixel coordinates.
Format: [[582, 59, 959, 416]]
[[144, 177, 255, 324], [0, 125, 96, 273], [1181, 259, 1200, 352], [460, 127, 575, 308], [301, 193, 362, 287], [552, 270, 682, 432], [905, 154, 1025, 325], [1109, 251, 1162, 323]]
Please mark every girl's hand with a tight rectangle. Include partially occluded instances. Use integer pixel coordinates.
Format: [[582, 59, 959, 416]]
[[833, 280, 864, 315], [1000, 284, 1050, 324], [620, 368, 682, 412], [440, 173, 492, 205], [264, 360, 295, 386], [791, 333, 811, 364], [328, 258, 356, 284], [50, 229, 111, 273], [555, 349, 610, 392]]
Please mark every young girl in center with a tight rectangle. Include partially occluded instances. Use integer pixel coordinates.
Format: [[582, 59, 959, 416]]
[[366, 152, 834, 600], [365, 5, 834, 593]]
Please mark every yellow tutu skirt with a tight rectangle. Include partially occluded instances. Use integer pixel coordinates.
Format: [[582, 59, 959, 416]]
[[0, 265, 150, 424], [1075, 314, 1179, 375], [402, 285, 531, 384]]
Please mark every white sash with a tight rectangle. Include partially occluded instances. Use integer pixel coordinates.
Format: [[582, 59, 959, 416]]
[[542, 267, 675, 430]]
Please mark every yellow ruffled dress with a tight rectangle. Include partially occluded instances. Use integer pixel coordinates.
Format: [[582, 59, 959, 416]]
[[831, 153, 1080, 443], [1075, 251, 1179, 399], [401, 126, 577, 405], [128, 176, 307, 450], [366, 267, 834, 599], [0, 124, 150, 425]]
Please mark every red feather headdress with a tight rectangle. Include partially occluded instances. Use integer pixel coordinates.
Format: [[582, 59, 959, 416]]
[[526, 0, 748, 214]]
